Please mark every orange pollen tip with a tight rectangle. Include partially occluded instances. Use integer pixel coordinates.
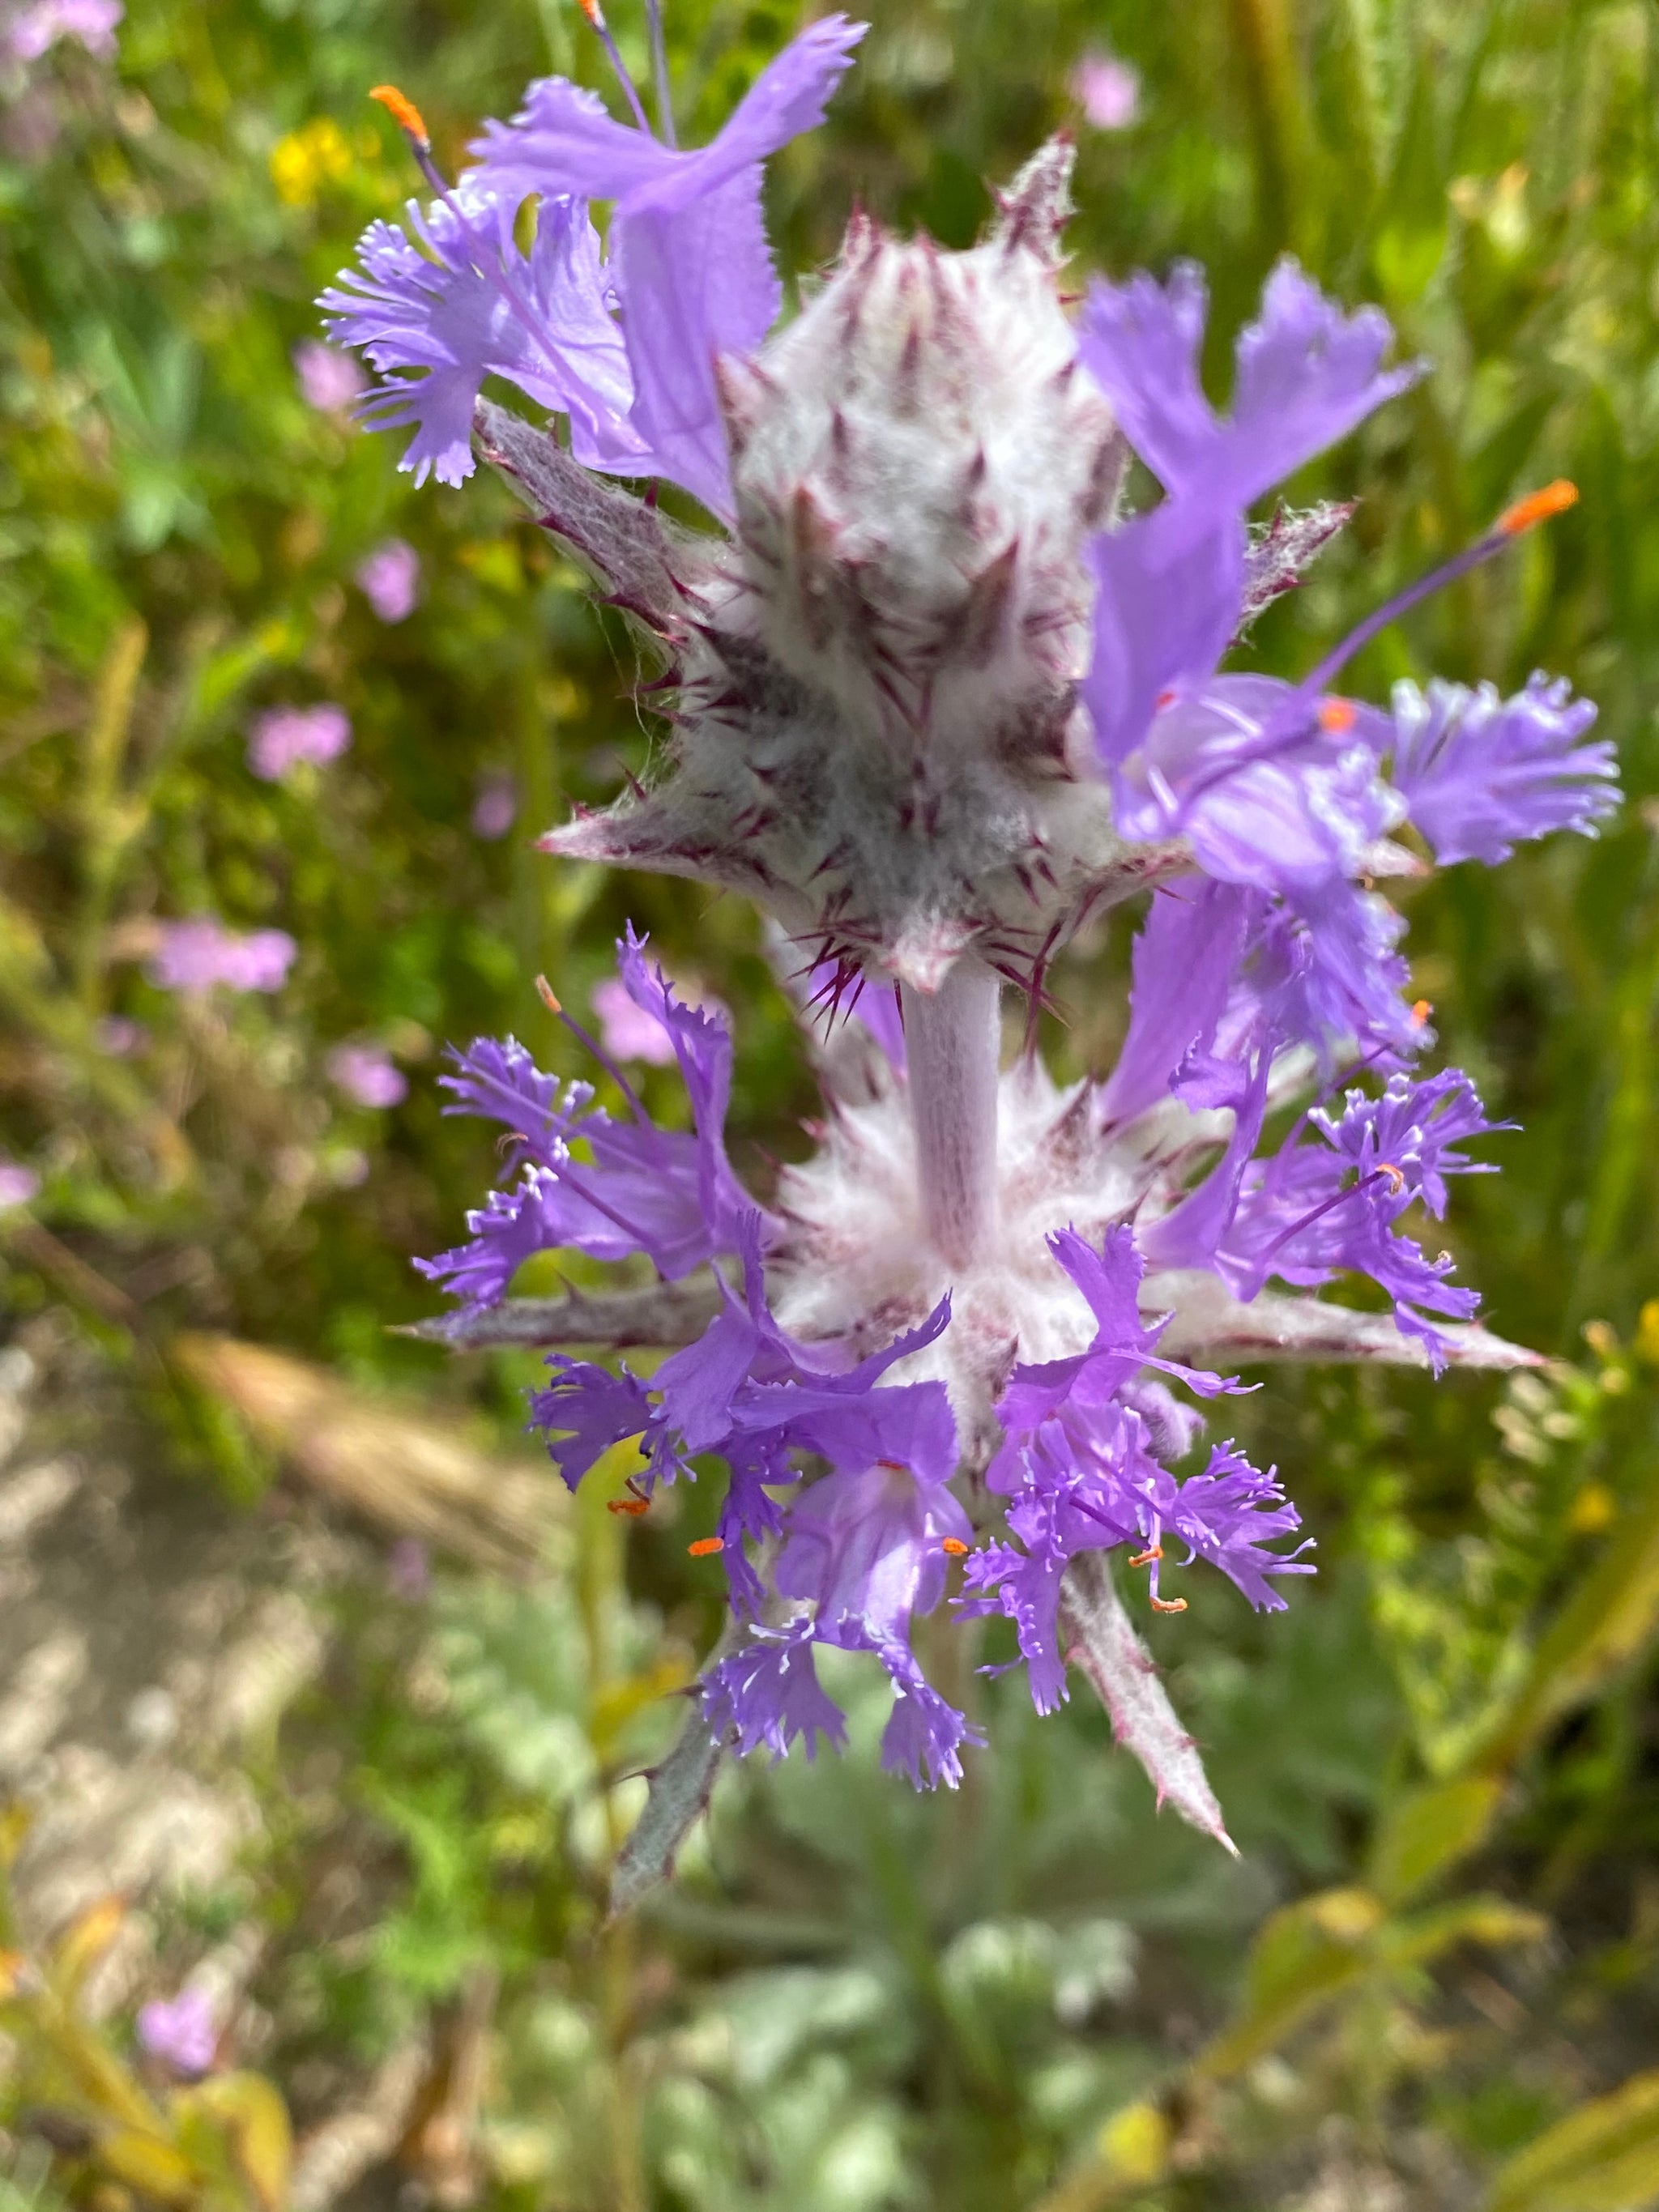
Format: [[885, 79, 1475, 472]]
[[607, 1498, 649, 1517], [575, 0, 607, 23], [1150, 1596, 1189, 1613], [940, 1536, 969, 1557], [1128, 1545, 1163, 1568], [1410, 998, 1432, 1027], [369, 84, 430, 147], [1154, 688, 1176, 711], [1497, 479, 1578, 537], [1378, 1161, 1405, 1193], [688, 1536, 725, 1557], [876, 1458, 906, 1472], [535, 974, 562, 1015], [1317, 697, 1358, 734]]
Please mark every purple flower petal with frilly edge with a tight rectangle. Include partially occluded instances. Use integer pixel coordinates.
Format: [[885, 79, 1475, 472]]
[[1079, 260, 1418, 773], [1080, 258, 1419, 518], [321, 185, 640, 490], [418, 931, 765, 1303], [1218, 1068, 1499, 1366], [136, 1987, 216, 2078], [148, 918, 296, 995], [356, 538, 420, 622], [992, 1225, 1241, 1466], [702, 1618, 849, 1762], [247, 704, 351, 782], [1385, 673, 1619, 866], [467, 15, 865, 516]]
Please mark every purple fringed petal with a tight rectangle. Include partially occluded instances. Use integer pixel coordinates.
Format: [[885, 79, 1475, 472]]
[[702, 1620, 848, 1761], [420, 931, 769, 1306], [1079, 258, 1419, 514], [1163, 1444, 1314, 1611], [467, 17, 864, 514], [1085, 504, 1243, 768], [775, 1459, 970, 1647], [1387, 674, 1619, 866], [1112, 676, 1401, 895], [1219, 1068, 1500, 1366], [434, 1037, 587, 1170], [878, 1660, 981, 1791], [993, 1225, 1239, 1464], [320, 189, 640, 488], [528, 1357, 659, 1491], [1099, 882, 1252, 1126]]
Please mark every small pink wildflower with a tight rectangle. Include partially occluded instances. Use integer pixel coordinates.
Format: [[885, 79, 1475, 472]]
[[591, 974, 678, 1064], [247, 703, 351, 782], [1071, 49, 1140, 130], [0, 1161, 40, 1209], [136, 1987, 216, 2078], [149, 918, 297, 995], [327, 1043, 407, 1109], [388, 1536, 432, 1600], [293, 339, 365, 415], [5, 0, 122, 62], [356, 538, 420, 623], [471, 774, 518, 840], [95, 1014, 148, 1056]]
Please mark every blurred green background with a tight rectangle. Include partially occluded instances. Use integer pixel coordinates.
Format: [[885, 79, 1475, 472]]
[[4, 0, 1659, 2206]]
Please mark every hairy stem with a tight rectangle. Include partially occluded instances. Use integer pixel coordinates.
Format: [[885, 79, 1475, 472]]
[[901, 960, 1001, 1272]]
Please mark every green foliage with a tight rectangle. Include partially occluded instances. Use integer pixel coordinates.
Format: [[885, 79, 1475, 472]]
[[4, 0, 1659, 2208]]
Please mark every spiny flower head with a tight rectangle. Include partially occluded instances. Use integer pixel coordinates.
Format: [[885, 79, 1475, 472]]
[[326, 12, 1620, 1852]]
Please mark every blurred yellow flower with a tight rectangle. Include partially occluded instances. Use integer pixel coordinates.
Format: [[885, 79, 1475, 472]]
[[270, 117, 352, 207]]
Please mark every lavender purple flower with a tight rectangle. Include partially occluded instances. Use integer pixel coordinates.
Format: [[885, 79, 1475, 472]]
[[148, 918, 297, 995], [136, 1987, 217, 2077], [355, 537, 420, 623], [0, 1160, 41, 1209], [246, 703, 351, 782], [328, 21, 1619, 1849], [327, 1043, 408, 1108], [292, 338, 365, 416]]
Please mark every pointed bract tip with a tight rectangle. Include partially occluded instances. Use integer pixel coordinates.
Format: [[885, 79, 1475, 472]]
[[369, 83, 430, 148]]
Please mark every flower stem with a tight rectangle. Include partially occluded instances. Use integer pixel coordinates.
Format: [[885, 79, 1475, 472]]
[[902, 961, 1001, 1272]]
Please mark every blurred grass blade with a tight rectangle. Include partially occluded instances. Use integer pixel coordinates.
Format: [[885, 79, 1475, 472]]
[[1368, 1775, 1505, 1904], [170, 1335, 565, 1570], [1197, 1887, 1382, 2078], [1487, 2068, 1659, 2212], [1478, 1474, 1659, 1771]]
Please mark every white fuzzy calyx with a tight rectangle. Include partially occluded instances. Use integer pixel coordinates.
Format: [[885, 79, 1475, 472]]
[[767, 1049, 1220, 1466], [542, 141, 1186, 996]]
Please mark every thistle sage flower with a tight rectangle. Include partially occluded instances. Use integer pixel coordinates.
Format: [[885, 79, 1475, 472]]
[[326, 16, 1619, 1851]]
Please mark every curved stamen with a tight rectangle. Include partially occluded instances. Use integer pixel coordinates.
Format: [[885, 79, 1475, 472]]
[[1170, 483, 1580, 812], [644, 0, 677, 147], [575, 0, 655, 136]]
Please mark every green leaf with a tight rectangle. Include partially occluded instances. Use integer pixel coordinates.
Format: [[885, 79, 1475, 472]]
[[1479, 1477, 1659, 1771], [1369, 1775, 1505, 1904], [1487, 2069, 1659, 2212], [1197, 1888, 1383, 2078]]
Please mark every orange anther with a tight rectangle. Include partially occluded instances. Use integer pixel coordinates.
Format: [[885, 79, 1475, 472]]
[[1497, 479, 1578, 537], [574, 0, 607, 23], [1410, 998, 1432, 1028], [940, 1536, 969, 1557], [535, 974, 562, 1016], [1150, 1595, 1188, 1613], [1155, 688, 1176, 711], [1377, 1161, 1405, 1194], [876, 1459, 906, 1472], [607, 1498, 649, 1516], [369, 84, 430, 147], [1317, 697, 1358, 734], [688, 1536, 725, 1557], [1128, 1545, 1163, 1569]]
